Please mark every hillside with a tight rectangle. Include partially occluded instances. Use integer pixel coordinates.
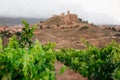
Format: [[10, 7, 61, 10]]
[[34, 26, 120, 49], [35, 11, 120, 49]]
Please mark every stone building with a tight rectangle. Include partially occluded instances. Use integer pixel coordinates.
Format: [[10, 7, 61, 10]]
[[65, 11, 78, 24]]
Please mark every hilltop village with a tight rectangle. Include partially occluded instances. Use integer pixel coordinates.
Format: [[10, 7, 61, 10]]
[[38, 11, 95, 29]]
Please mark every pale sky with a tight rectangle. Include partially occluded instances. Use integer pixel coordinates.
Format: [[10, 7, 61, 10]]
[[0, 0, 120, 25]]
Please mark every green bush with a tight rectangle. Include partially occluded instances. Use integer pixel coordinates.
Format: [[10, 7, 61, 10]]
[[19, 20, 35, 48], [79, 26, 89, 31], [111, 27, 116, 31]]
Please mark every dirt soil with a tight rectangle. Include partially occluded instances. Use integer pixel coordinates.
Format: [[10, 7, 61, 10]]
[[33, 26, 120, 49], [55, 61, 88, 80]]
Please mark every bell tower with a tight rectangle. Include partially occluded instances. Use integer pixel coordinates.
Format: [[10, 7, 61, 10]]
[[67, 10, 70, 14]]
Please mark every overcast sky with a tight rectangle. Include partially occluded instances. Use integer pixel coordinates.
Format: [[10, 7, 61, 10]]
[[0, 0, 120, 25]]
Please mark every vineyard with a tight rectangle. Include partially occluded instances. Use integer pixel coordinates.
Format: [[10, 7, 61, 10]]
[[0, 38, 56, 80], [0, 21, 56, 80], [0, 21, 120, 80], [56, 41, 120, 80]]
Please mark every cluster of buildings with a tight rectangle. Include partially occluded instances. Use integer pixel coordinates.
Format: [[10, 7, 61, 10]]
[[0, 25, 23, 34], [38, 11, 94, 29]]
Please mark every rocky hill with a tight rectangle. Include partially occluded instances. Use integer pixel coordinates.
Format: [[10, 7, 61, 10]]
[[38, 11, 94, 29]]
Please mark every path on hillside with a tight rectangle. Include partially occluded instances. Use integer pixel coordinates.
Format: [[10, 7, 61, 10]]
[[34, 30, 72, 47], [34, 30, 61, 40], [55, 61, 88, 80]]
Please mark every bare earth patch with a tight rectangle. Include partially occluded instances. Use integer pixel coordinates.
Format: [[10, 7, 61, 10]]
[[55, 61, 88, 80]]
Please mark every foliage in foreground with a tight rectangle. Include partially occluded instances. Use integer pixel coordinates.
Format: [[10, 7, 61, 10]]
[[56, 41, 120, 80], [0, 37, 56, 80], [0, 20, 56, 80]]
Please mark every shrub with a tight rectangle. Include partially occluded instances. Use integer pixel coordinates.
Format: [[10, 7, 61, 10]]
[[79, 26, 89, 31], [19, 20, 35, 48]]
